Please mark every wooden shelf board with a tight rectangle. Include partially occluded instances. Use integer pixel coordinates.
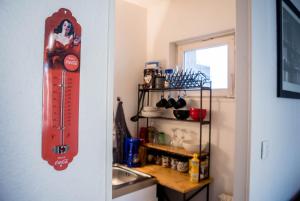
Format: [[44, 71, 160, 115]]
[[144, 143, 208, 158], [139, 116, 210, 124], [133, 164, 212, 193]]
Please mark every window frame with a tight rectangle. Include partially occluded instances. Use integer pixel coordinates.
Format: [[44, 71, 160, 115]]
[[177, 34, 235, 97]]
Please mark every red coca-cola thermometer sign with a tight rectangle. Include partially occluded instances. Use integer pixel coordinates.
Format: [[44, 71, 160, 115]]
[[42, 8, 81, 170]]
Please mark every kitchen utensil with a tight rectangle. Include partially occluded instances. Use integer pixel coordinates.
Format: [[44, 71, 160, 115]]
[[130, 90, 145, 122], [189, 107, 207, 121], [173, 109, 190, 120], [166, 70, 210, 89]]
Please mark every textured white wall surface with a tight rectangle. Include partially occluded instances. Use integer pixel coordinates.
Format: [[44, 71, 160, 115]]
[[114, 0, 146, 136], [249, 0, 300, 200], [146, 0, 236, 67], [115, 1, 236, 200], [0, 1, 112, 201], [145, 1, 236, 200]]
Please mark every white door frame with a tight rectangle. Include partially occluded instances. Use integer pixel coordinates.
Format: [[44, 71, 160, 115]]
[[105, 0, 115, 200], [105, 0, 252, 200], [233, 0, 251, 200]]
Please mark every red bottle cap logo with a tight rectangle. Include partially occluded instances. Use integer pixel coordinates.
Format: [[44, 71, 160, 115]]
[[64, 54, 79, 71]]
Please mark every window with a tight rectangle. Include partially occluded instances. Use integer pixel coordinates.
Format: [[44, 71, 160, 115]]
[[177, 34, 235, 97]]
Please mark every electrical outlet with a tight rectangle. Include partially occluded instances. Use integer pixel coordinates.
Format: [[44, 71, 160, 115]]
[[261, 140, 270, 160]]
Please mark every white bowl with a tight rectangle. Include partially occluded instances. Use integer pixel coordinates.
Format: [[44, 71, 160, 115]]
[[142, 106, 159, 112], [182, 140, 207, 153], [141, 110, 162, 117]]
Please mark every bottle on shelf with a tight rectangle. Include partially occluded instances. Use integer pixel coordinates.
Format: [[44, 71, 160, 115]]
[[190, 153, 199, 183]]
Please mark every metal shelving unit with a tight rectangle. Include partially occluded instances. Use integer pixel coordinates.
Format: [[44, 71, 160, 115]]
[[135, 80, 212, 201]]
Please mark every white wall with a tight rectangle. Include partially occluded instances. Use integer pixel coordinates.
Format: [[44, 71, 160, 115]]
[[115, 1, 236, 200], [0, 1, 112, 201], [144, 1, 236, 201], [249, 0, 300, 200], [114, 0, 146, 136], [146, 0, 236, 67]]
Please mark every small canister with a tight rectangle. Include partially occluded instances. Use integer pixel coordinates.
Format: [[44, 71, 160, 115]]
[[171, 158, 178, 170], [144, 68, 159, 88], [155, 155, 162, 165], [155, 76, 165, 89], [177, 161, 189, 173], [161, 155, 170, 168]]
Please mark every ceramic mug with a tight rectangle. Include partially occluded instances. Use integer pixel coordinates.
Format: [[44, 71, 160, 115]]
[[177, 161, 189, 173], [174, 96, 186, 109], [165, 96, 176, 109], [155, 155, 162, 165], [161, 155, 170, 168], [156, 95, 168, 108], [147, 154, 154, 163], [171, 158, 178, 170]]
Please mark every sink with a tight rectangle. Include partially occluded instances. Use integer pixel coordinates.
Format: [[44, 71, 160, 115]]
[[112, 166, 138, 186], [112, 165, 157, 199]]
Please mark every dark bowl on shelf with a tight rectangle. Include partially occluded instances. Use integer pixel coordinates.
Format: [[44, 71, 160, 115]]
[[173, 110, 190, 120]]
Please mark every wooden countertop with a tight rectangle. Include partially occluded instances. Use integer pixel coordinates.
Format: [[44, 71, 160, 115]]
[[133, 164, 212, 194]]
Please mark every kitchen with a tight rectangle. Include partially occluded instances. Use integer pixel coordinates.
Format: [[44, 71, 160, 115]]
[[1, 1, 300, 201], [113, 0, 236, 200]]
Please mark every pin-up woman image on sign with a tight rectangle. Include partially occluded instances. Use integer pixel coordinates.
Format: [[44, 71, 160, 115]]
[[42, 9, 81, 171], [46, 19, 81, 71]]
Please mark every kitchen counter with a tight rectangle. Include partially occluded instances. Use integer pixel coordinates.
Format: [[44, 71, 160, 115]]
[[133, 164, 212, 194]]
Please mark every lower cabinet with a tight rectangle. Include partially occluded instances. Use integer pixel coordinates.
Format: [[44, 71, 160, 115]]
[[113, 185, 157, 201], [157, 184, 208, 201]]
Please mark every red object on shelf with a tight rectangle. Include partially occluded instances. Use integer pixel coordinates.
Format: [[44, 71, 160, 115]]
[[139, 127, 148, 144], [42, 8, 81, 171], [189, 108, 207, 121]]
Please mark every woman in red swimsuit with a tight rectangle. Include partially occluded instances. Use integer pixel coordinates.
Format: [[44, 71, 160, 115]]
[[46, 19, 80, 70]]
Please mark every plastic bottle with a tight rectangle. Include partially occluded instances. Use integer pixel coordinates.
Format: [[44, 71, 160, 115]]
[[190, 153, 199, 182]]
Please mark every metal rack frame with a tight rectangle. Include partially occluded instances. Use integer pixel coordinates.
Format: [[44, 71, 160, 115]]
[[136, 81, 212, 201]]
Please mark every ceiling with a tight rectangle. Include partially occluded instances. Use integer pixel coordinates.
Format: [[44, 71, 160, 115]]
[[123, 0, 162, 8], [125, 0, 300, 11]]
